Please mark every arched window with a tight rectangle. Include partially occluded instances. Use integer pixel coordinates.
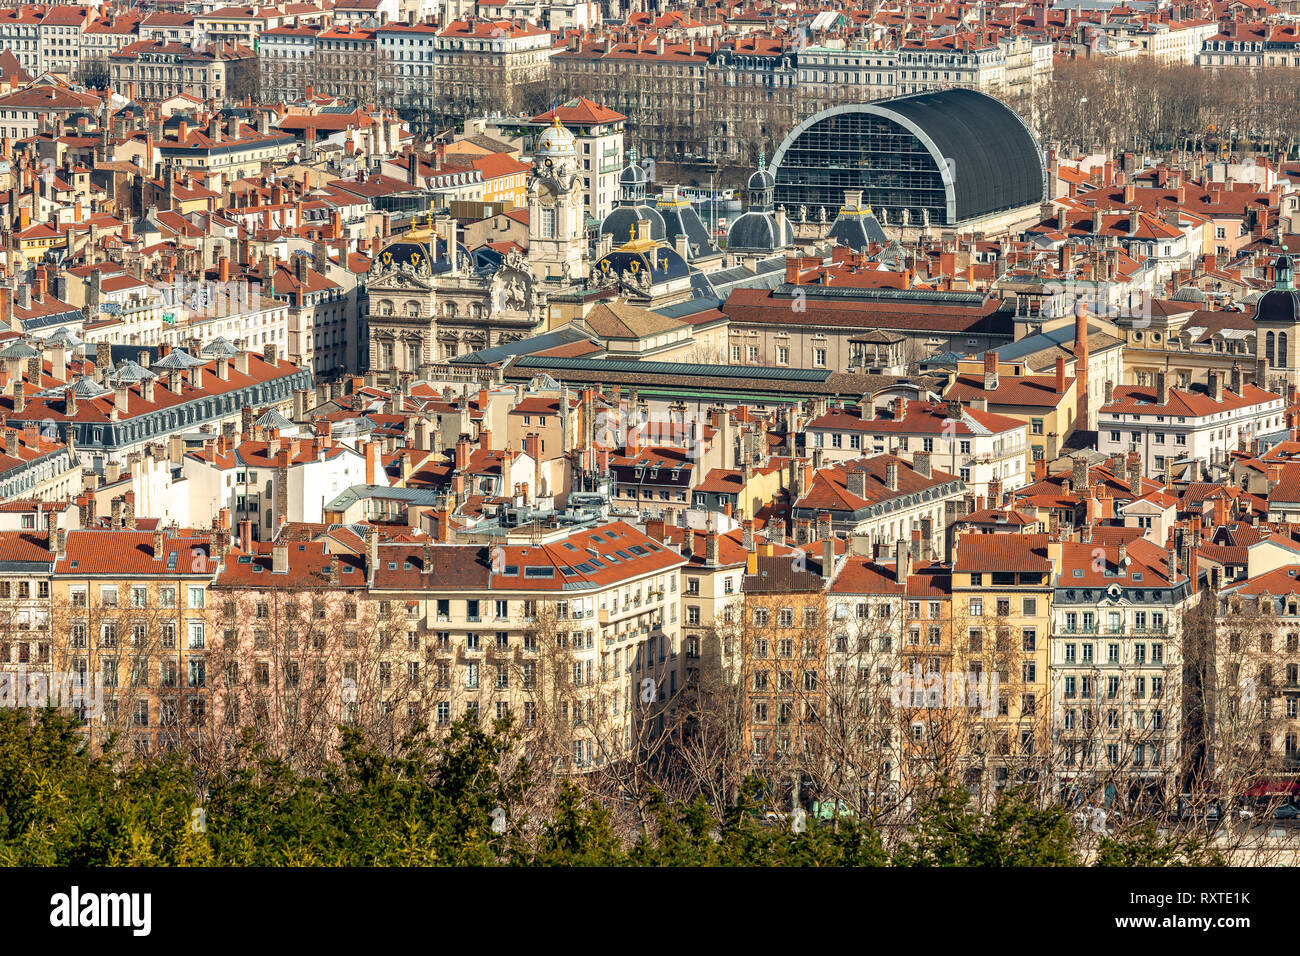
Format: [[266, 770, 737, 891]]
[[1267, 331, 1276, 367], [1280, 332, 1289, 368]]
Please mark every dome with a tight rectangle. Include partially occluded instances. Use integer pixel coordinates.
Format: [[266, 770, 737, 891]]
[[621, 154, 648, 186], [378, 231, 469, 276], [748, 167, 775, 192], [617, 146, 649, 206], [600, 204, 665, 242], [594, 243, 690, 285], [1256, 254, 1300, 324], [727, 210, 793, 252], [535, 116, 576, 159]]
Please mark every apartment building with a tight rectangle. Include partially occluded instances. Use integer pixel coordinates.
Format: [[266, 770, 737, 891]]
[[0, 423, 82, 502], [183, 433, 378, 541], [951, 532, 1055, 791], [0, 6, 45, 75], [805, 397, 1030, 500], [209, 534, 371, 755], [361, 520, 686, 770], [790, 452, 963, 552], [50, 528, 219, 755], [258, 25, 319, 102], [38, 5, 91, 77], [525, 97, 626, 223], [1216, 552, 1300, 774], [1050, 539, 1193, 798], [432, 19, 555, 117], [6, 341, 313, 472], [740, 547, 830, 767], [0, 529, 55, 684], [109, 39, 257, 103], [1098, 372, 1284, 481]]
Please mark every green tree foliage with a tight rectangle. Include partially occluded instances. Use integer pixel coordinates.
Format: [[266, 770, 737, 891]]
[[1095, 823, 1224, 867], [895, 780, 1079, 867], [0, 710, 1228, 867], [0, 709, 210, 866]]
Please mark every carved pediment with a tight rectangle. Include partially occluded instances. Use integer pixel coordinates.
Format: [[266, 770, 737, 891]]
[[368, 271, 435, 293]]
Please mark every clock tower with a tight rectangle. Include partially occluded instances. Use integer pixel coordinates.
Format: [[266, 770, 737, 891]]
[[527, 117, 587, 283]]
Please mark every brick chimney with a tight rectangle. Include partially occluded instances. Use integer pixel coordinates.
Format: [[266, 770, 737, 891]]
[[1074, 301, 1090, 429], [914, 450, 931, 478]]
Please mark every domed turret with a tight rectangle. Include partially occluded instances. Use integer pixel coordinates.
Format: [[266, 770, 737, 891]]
[[619, 146, 648, 199], [601, 146, 665, 243], [534, 115, 576, 163], [727, 150, 792, 253], [1257, 254, 1300, 324], [747, 149, 775, 206]]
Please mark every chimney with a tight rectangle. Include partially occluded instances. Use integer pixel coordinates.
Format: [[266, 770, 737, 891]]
[[742, 519, 754, 552], [1055, 356, 1065, 394], [914, 450, 931, 478], [983, 350, 999, 391], [894, 537, 910, 584], [885, 461, 898, 492], [1156, 372, 1168, 406], [273, 542, 289, 573], [1209, 371, 1223, 402], [366, 526, 379, 584], [1074, 302, 1090, 429], [847, 468, 867, 498], [1072, 455, 1089, 491]]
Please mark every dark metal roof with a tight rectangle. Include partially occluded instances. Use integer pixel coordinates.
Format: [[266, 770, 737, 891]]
[[771, 90, 1045, 226], [449, 326, 601, 367], [879, 89, 1044, 222], [511, 355, 833, 382], [826, 210, 888, 251], [601, 203, 665, 241], [727, 210, 794, 251]]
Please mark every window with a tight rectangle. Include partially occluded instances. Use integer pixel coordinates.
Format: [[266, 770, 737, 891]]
[[188, 587, 205, 609]]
